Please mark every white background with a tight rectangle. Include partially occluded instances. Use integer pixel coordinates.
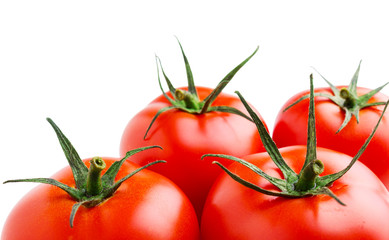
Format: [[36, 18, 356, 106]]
[[1, 0, 389, 233]]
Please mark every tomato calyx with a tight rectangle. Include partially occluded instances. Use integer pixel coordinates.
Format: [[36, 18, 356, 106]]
[[284, 61, 389, 133], [3, 118, 165, 228], [203, 74, 389, 204], [144, 40, 259, 139]]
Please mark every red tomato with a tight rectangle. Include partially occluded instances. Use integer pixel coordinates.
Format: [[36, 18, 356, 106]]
[[201, 146, 389, 240], [2, 158, 200, 240], [120, 86, 266, 219], [272, 86, 389, 188]]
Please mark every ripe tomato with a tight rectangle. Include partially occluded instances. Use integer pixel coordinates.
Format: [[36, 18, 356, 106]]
[[120, 43, 265, 219], [120, 86, 265, 219], [2, 158, 199, 240], [201, 146, 389, 240], [2, 119, 200, 240], [272, 86, 389, 188]]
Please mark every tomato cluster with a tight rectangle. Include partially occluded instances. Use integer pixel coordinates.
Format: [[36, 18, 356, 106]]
[[3, 42, 389, 240]]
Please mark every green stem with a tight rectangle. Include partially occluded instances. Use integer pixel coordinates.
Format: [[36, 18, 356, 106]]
[[175, 89, 201, 110], [86, 157, 106, 196], [340, 88, 356, 109], [295, 159, 324, 191]]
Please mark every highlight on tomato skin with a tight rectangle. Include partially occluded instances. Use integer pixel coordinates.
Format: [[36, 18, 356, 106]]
[[119, 41, 267, 221], [2, 118, 200, 240]]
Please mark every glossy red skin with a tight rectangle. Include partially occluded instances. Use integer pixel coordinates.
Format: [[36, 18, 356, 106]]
[[120, 86, 266, 219], [2, 158, 200, 240], [273, 86, 389, 189], [201, 146, 389, 240]]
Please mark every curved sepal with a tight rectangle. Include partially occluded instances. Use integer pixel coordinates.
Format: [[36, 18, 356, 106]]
[[283, 92, 338, 112], [310, 187, 345, 206], [70, 201, 84, 228], [200, 46, 259, 113], [211, 159, 291, 198], [110, 160, 165, 194], [358, 82, 389, 107], [156, 56, 176, 104], [101, 145, 163, 185], [202, 154, 287, 191], [4, 177, 81, 200], [144, 106, 178, 139], [207, 106, 252, 122]]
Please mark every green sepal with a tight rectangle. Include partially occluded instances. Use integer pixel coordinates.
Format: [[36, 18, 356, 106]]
[[70, 201, 85, 228], [207, 106, 252, 122], [309, 187, 345, 206], [143, 106, 177, 140], [101, 145, 163, 186], [144, 40, 259, 138], [3, 178, 82, 200], [175, 37, 197, 97], [200, 46, 259, 114], [156, 56, 178, 105], [284, 61, 389, 133], [202, 154, 288, 192], [47, 118, 88, 190], [109, 160, 165, 194], [212, 159, 290, 197], [235, 91, 296, 181], [283, 92, 337, 112], [301, 74, 317, 171], [203, 74, 389, 205], [4, 119, 165, 228]]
